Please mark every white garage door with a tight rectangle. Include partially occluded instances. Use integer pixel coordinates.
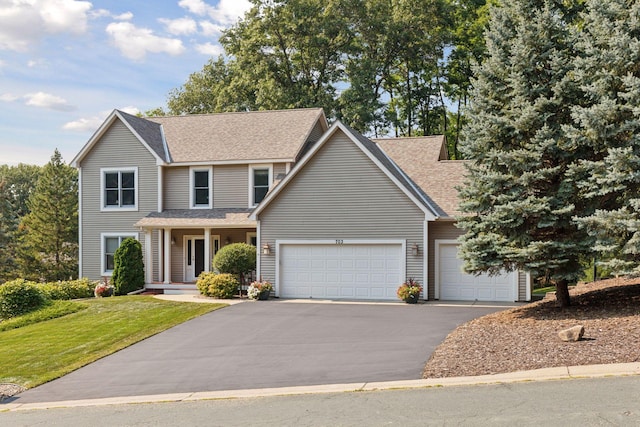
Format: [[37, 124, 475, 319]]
[[439, 243, 516, 302], [279, 243, 403, 300]]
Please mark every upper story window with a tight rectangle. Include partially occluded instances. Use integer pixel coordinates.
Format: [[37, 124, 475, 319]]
[[190, 167, 212, 208], [101, 167, 138, 211], [249, 165, 272, 207]]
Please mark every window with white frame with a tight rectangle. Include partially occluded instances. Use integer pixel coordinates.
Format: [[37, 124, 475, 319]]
[[101, 233, 137, 275], [246, 232, 257, 246], [101, 168, 138, 211], [190, 167, 212, 208], [249, 165, 272, 207]]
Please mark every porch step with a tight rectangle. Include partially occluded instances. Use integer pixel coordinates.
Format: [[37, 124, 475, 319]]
[[164, 289, 200, 296]]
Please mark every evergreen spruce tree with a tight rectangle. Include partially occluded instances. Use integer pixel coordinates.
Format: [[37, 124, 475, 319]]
[[18, 150, 78, 281], [112, 237, 144, 295], [568, 0, 640, 274], [456, 0, 589, 307]]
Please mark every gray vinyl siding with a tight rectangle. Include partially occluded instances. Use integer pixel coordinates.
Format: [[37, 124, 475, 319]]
[[214, 165, 247, 208], [428, 221, 529, 301], [258, 129, 425, 288], [78, 119, 158, 281], [164, 166, 189, 209], [273, 163, 286, 178]]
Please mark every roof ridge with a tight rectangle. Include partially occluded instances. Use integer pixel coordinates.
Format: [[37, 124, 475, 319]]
[[145, 107, 324, 120]]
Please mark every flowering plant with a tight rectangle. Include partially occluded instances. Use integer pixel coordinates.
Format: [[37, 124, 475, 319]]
[[94, 277, 114, 298], [247, 280, 273, 300], [396, 278, 422, 301]]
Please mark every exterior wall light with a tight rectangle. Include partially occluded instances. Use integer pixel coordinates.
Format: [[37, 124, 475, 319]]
[[412, 243, 419, 256], [262, 243, 271, 255]]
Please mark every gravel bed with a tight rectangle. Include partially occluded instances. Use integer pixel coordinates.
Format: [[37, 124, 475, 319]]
[[423, 278, 640, 378]]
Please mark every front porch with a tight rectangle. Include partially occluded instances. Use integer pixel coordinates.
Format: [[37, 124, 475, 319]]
[[134, 209, 257, 291]]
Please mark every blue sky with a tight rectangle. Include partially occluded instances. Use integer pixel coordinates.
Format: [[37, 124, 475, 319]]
[[0, 0, 251, 166]]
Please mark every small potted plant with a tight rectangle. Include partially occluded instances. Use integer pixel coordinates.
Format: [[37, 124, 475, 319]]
[[247, 280, 273, 300], [94, 277, 114, 298], [397, 278, 422, 304]]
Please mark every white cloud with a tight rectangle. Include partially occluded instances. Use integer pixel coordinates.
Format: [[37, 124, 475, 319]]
[[24, 92, 75, 111], [106, 22, 186, 61], [0, 0, 92, 51], [199, 20, 224, 37], [27, 58, 48, 68], [0, 93, 19, 102], [159, 17, 197, 35], [114, 11, 133, 21], [91, 9, 133, 21], [195, 42, 224, 57], [63, 106, 140, 132], [179, 0, 251, 25]]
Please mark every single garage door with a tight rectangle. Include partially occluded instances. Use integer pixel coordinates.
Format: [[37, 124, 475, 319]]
[[439, 243, 516, 302], [279, 243, 403, 300]]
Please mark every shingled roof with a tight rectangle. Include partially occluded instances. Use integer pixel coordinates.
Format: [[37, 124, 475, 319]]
[[145, 108, 326, 163], [375, 136, 467, 218]]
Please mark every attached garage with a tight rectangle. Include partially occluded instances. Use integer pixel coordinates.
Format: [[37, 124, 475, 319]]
[[436, 242, 517, 302], [277, 241, 405, 300]]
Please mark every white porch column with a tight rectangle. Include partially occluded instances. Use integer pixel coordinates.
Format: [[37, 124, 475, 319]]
[[144, 229, 152, 284], [204, 228, 211, 272], [157, 229, 163, 283], [163, 228, 171, 284]]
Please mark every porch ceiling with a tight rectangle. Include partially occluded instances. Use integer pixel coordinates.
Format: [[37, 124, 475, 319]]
[[135, 208, 256, 228]]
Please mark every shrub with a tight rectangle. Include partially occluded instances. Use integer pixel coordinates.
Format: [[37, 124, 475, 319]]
[[112, 237, 145, 295], [196, 272, 239, 299], [0, 279, 49, 319], [212, 243, 256, 281], [39, 278, 96, 300]]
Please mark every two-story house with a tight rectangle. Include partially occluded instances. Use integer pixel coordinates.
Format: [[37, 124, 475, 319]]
[[71, 108, 327, 293], [74, 108, 532, 302]]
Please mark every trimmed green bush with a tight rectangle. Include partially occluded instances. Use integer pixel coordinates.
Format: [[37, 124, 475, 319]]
[[39, 278, 95, 300], [0, 279, 49, 319], [212, 243, 256, 281], [196, 272, 239, 299], [112, 238, 145, 295]]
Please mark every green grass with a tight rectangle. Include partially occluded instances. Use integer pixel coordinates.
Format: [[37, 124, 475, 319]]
[[0, 296, 225, 388], [0, 300, 88, 332], [532, 286, 556, 295]]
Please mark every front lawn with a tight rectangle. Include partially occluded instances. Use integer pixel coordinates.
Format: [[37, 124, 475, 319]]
[[0, 296, 224, 389]]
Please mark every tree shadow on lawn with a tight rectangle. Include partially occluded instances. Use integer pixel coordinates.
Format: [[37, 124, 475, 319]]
[[514, 281, 640, 322]]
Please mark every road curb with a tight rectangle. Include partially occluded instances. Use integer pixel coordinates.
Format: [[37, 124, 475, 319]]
[[2, 362, 639, 412]]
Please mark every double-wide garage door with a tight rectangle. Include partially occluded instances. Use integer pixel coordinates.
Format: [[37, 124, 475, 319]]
[[439, 243, 516, 302], [279, 243, 403, 300]]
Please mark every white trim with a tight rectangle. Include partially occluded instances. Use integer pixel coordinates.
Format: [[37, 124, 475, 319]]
[[525, 272, 532, 301], [100, 167, 139, 212], [248, 164, 273, 208], [157, 230, 163, 282], [423, 219, 429, 300], [434, 239, 519, 302], [285, 163, 291, 173], [189, 166, 213, 209], [251, 121, 437, 220], [166, 158, 293, 167], [159, 124, 171, 163], [274, 239, 406, 298], [78, 167, 82, 278], [183, 234, 220, 282], [157, 166, 163, 212], [100, 232, 138, 276], [164, 229, 171, 284], [144, 230, 152, 284], [255, 222, 261, 281], [204, 228, 211, 273]]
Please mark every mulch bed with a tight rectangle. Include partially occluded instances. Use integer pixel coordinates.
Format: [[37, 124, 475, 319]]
[[423, 277, 640, 378]]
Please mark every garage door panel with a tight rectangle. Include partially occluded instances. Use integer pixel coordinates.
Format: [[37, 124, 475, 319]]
[[439, 243, 515, 302], [280, 243, 403, 300]]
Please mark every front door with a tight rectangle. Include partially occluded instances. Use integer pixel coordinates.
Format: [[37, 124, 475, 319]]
[[184, 235, 221, 282]]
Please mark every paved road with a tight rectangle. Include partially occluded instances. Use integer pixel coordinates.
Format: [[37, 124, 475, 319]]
[[3, 376, 639, 426], [12, 301, 506, 403]]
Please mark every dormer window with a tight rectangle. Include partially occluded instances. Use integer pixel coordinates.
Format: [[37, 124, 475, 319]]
[[101, 167, 138, 211], [249, 165, 272, 207], [190, 167, 212, 208]]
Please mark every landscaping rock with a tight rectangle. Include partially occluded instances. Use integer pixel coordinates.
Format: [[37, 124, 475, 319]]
[[558, 325, 585, 342]]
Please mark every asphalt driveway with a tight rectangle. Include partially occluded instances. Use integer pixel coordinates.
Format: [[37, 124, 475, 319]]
[[13, 300, 509, 403]]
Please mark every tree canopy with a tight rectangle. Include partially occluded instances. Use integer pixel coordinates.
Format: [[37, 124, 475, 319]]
[[165, 0, 490, 157]]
